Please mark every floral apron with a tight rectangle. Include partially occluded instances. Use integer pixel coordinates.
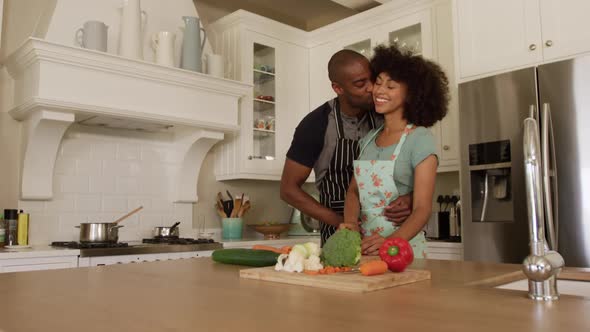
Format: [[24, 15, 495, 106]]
[[353, 124, 427, 258]]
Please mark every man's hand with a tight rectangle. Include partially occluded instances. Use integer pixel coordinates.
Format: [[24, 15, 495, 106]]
[[339, 222, 360, 232], [361, 233, 385, 256], [383, 193, 413, 225]]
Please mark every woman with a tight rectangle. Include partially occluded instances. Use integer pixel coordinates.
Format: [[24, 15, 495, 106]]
[[342, 45, 449, 258]]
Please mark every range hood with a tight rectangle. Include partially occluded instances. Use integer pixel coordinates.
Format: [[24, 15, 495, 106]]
[[2, 38, 251, 203]]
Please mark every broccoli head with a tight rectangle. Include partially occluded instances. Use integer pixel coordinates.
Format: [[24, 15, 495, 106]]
[[321, 229, 361, 267]]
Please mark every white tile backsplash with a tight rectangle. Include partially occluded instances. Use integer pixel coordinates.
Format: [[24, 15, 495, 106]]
[[19, 125, 192, 245], [76, 159, 102, 176]]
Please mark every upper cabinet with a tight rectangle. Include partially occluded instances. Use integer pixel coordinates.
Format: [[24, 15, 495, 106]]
[[210, 12, 310, 181], [309, 2, 458, 172], [455, 0, 590, 80], [538, 0, 590, 61], [309, 9, 434, 110]]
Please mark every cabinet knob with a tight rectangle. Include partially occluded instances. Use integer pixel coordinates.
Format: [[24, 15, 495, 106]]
[[529, 44, 537, 51], [443, 145, 450, 151], [545, 40, 553, 47]]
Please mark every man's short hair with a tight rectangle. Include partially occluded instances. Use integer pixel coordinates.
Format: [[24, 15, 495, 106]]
[[327, 49, 367, 83]]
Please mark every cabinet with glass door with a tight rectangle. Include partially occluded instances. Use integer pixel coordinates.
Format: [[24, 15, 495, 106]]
[[211, 13, 309, 180], [252, 43, 277, 163]]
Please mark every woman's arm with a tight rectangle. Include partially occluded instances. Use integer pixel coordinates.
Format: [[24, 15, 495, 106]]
[[361, 155, 437, 255], [342, 176, 361, 231]]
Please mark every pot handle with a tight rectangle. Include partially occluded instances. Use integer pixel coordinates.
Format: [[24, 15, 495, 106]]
[[74, 225, 80, 228]]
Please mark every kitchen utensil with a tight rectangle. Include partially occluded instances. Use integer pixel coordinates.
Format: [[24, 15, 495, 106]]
[[180, 16, 207, 72], [240, 263, 431, 293], [118, 0, 148, 59], [222, 201, 233, 218], [237, 200, 251, 217], [230, 194, 243, 218], [248, 223, 291, 239], [226, 190, 233, 202], [151, 31, 176, 67], [75, 20, 108, 52], [76, 222, 123, 243], [113, 206, 143, 224], [153, 221, 181, 238]]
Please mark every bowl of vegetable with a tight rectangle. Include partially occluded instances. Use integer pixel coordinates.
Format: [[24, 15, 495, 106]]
[[248, 222, 292, 239]]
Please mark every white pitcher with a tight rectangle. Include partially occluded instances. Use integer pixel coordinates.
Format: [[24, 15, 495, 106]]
[[118, 0, 148, 60], [151, 31, 176, 67]]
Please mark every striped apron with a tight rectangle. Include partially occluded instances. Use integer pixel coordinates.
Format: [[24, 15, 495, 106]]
[[318, 100, 375, 246]]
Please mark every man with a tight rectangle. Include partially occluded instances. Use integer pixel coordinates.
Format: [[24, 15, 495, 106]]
[[280, 50, 411, 246]]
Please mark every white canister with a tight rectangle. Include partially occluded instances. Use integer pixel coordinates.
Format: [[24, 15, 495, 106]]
[[205, 53, 225, 78], [151, 31, 176, 67]]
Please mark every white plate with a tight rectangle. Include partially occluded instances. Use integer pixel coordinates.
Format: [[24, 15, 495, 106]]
[[4, 245, 32, 249]]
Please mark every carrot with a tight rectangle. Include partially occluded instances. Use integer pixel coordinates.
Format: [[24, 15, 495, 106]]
[[279, 246, 292, 254], [304, 270, 320, 275], [334, 267, 342, 272], [251, 245, 285, 254], [359, 260, 388, 276], [343, 266, 353, 272], [325, 266, 336, 274]]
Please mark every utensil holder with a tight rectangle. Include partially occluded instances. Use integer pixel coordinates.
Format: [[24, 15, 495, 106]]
[[222, 217, 243, 239]]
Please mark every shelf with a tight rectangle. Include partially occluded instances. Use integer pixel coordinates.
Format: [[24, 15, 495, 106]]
[[2, 38, 252, 202], [253, 128, 276, 134], [253, 69, 275, 76], [254, 98, 275, 104]]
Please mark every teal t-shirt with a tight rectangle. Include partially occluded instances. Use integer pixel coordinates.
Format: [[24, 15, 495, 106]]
[[358, 126, 437, 196]]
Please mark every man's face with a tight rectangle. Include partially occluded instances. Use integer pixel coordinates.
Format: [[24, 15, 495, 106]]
[[332, 59, 374, 110]]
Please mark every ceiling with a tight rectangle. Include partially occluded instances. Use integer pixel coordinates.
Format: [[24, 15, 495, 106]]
[[194, 0, 382, 31]]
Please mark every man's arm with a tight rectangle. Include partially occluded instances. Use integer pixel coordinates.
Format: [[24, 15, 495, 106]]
[[383, 194, 413, 224], [280, 159, 343, 227]]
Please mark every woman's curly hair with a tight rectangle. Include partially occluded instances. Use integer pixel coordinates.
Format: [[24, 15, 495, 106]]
[[370, 45, 449, 127]]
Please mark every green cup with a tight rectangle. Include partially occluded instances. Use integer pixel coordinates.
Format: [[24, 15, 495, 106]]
[[222, 217, 243, 239]]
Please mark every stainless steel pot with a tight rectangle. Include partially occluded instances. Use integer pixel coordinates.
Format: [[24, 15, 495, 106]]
[[153, 222, 180, 238], [76, 222, 123, 243]]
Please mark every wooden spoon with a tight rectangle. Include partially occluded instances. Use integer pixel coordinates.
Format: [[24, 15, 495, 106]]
[[113, 206, 143, 224]]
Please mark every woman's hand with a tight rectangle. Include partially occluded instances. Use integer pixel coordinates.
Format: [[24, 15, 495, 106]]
[[361, 233, 385, 256]]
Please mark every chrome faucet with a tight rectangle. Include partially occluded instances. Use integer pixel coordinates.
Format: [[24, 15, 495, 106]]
[[522, 114, 564, 301]]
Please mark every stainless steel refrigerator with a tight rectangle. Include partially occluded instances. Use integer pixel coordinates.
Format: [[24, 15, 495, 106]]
[[459, 55, 590, 267]]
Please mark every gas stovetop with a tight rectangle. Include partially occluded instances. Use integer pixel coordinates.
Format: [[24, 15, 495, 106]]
[[51, 239, 223, 257], [142, 237, 215, 244], [51, 241, 129, 249]]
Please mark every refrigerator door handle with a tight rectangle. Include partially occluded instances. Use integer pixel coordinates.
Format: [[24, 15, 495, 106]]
[[480, 172, 490, 222], [542, 103, 559, 250], [529, 104, 539, 121]]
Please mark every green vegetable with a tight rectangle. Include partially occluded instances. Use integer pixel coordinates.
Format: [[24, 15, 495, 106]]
[[320, 229, 362, 267], [212, 249, 280, 267]]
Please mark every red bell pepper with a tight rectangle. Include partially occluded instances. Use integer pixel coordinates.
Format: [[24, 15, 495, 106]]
[[379, 238, 414, 272]]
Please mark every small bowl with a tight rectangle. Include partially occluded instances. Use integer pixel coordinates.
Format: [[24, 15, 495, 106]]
[[248, 223, 292, 239]]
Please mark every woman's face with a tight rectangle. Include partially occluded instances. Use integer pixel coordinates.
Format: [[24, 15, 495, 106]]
[[372, 72, 407, 115]]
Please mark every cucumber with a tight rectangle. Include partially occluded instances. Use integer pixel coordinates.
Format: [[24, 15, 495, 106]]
[[211, 249, 280, 267]]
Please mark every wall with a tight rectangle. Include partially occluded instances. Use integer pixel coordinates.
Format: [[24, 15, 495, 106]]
[[19, 125, 198, 245]]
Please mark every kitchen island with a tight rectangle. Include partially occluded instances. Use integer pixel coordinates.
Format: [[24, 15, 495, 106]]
[[0, 258, 588, 332]]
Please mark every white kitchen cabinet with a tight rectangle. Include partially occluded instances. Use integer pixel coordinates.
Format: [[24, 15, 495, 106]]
[[455, 0, 590, 80], [538, 0, 590, 61], [426, 242, 463, 260], [210, 12, 310, 181], [78, 251, 212, 267], [0, 256, 78, 273]]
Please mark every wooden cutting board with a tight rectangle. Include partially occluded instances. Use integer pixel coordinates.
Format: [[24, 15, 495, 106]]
[[239, 266, 431, 293]]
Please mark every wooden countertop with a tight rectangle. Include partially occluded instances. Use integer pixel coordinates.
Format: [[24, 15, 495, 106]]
[[0, 259, 589, 332]]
